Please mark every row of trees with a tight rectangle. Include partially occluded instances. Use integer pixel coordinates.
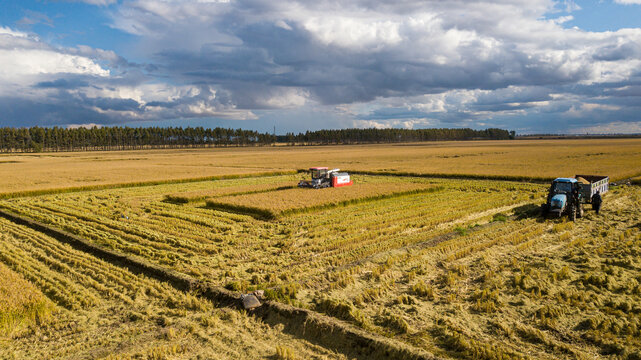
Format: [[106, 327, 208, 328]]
[[0, 127, 275, 152], [280, 128, 513, 144], [0, 126, 513, 152]]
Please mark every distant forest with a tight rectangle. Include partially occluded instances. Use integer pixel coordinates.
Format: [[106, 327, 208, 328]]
[[0, 126, 513, 152]]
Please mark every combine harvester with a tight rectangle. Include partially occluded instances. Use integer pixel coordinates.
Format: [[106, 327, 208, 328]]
[[541, 174, 608, 221], [298, 167, 353, 189]]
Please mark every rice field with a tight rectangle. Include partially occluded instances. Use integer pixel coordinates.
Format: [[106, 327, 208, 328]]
[[0, 176, 543, 296], [316, 185, 641, 358], [206, 175, 440, 219], [0, 217, 347, 359], [1, 138, 641, 195], [164, 175, 300, 203], [0, 262, 55, 336], [1, 141, 641, 359]]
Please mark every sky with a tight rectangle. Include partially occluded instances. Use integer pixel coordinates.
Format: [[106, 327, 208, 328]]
[[0, 0, 640, 134]]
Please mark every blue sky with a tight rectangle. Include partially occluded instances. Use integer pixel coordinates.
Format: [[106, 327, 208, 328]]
[[0, 0, 640, 134]]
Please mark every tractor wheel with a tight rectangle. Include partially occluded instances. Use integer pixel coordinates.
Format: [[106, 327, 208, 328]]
[[569, 204, 576, 222]]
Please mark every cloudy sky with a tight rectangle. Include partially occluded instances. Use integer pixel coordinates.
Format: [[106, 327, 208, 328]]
[[1, 0, 640, 133]]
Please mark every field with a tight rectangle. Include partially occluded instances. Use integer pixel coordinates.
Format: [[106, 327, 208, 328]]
[[1, 139, 641, 359], [2, 139, 641, 195], [205, 175, 440, 219], [0, 217, 347, 359], [0, 262, 55, 336]]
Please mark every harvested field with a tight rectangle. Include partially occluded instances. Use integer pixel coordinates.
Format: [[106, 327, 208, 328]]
[[316, 185, 641, 359], [0, 217, 348, 359]]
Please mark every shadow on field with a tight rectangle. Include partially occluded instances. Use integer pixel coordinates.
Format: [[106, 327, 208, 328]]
[[513, 203, 546, 221]]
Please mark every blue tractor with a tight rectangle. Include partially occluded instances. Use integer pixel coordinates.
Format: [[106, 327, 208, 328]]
[[541, 175, 608, 221], [542, 178, 582, 221]]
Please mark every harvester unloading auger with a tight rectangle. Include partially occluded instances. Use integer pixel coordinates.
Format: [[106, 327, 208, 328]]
[[298, 167, 353, 189]]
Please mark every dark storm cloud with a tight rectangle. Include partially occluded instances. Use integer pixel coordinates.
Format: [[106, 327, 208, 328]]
[[592, 42, 641, 61], [35, 78, 90, 89], [0, 97, 112, 127]]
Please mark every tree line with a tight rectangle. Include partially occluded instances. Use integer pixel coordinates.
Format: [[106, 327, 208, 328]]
[[279, 128, 513, 144], [0, 126, 513, 152]]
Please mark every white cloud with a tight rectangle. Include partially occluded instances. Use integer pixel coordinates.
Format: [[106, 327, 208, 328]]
[[303, 17, 402, 49], [0, 26, 29, 38], [566, 102, 622, 117], [353, 118, 433, 129], [0, 49, 109, 79], [67, 123, 103, 129], [613, 0, 641, 4], [0, 27, 110, 96], [275, 20, 292, 31]]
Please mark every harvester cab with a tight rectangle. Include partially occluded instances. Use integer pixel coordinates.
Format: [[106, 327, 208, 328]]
[[298, 167, 353, 189]]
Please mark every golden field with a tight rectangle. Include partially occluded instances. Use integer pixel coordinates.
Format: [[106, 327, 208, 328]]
[[1, 140, 641, 359], [0, 217, 347, 360], [0, 262, 54, 336], [1, 138, 641, 195], [206, 175, 439, 219], [164, 174, 300, 203]]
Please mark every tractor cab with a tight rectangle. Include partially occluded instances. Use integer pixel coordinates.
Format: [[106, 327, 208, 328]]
[[550, 178, 576, 194]]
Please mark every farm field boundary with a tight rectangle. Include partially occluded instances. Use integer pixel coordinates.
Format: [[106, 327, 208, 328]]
[[345, 170, 555, 183], [0, 208, 436, 360], [0, 170, 298, 200], [205, 186, 445, 220]]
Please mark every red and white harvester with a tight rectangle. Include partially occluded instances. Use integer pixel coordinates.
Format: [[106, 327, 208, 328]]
[[298, 167, 353, 189]]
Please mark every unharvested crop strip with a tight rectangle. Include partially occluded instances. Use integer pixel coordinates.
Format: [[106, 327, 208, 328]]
[[205, 186, 446, 220], [0, 170, 298, 199], [164, 185, 297, 204], [0, 208, 437, 360]]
